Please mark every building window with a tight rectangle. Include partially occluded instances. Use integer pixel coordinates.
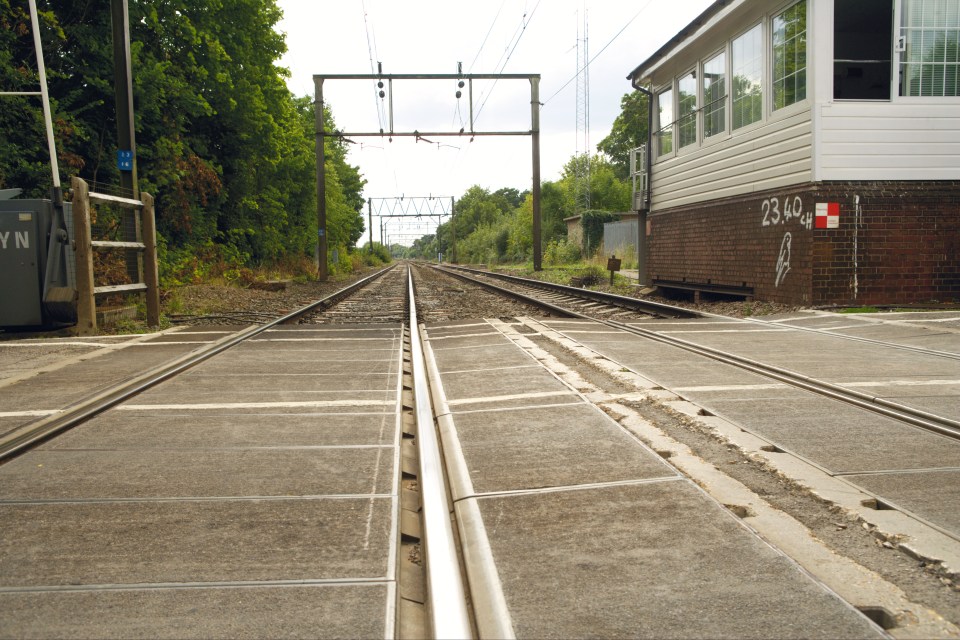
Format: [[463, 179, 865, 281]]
[[732, 24, 763, 129], [772, 0, 808, 110], [834, 0, 893, 100], [657, 87, 674, 156], [703, 52, 726, 137], [678, 71, 697, 147], [900, 0, 960, 96]]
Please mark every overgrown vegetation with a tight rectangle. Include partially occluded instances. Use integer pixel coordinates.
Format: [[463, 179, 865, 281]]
[[1, 0, 373, 286], [404, 151, 638, 266]]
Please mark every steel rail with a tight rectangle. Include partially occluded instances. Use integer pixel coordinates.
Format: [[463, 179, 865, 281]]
[[0, 264, 398, 462], [740, 315, 960, 362], [407, 268, 474, 639], [438, 264, 701, 319], [602, 317, 960, 440], [428, 264, 960, 442], [420, 264, 578, 319]]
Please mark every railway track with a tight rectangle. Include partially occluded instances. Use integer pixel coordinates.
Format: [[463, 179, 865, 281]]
[[428, 263, 960, 441], [434, 263, 701, 320], [0, 264, 466, 638], [1, 261, 958, 637]]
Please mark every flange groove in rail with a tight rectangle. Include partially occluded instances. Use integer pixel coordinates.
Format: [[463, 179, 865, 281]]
[[0, 264, 398, 462], [435, 264, 702, 319], [407, 267, 473, 638]]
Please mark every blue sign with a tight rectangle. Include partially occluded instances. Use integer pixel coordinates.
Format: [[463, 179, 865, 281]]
[[117, 150, 133, 171]]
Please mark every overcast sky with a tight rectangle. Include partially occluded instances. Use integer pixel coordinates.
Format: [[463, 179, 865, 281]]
[[275, 0, 712, 244]]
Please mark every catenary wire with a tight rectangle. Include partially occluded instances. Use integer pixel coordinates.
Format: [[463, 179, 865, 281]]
[[474, 0, 542, 125], [542, 0, 655, 106]]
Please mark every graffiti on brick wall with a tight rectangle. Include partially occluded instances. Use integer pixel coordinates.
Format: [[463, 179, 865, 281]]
[[761, 195, 810, 287], [761, 196, 811, 229], [775, 232, 792, 287]]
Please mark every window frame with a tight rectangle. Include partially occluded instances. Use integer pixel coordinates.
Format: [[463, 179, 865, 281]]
[[676, 67, 699, 153], [731, 21, 766, 134], [894, 0, 960, 100], [654, 82, 676, 161], [770, 0, 809, 115], [701, 47, 729, 144]]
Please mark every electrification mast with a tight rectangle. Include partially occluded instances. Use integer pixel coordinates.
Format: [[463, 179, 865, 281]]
[[574, 10, 590, 214]]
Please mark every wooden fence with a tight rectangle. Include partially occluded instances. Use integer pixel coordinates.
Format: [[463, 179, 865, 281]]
[[70, 176, 159, 335]]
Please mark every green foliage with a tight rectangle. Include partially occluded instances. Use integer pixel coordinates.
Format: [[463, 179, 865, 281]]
[[580, 210, 620, 256], [558, 155, 631, 213], [543, 238, 581, 265], [360, 242, 392, 266], [0, 0, 366, 279], [838, 306, 880, 314], [597, 91, 650, 179]]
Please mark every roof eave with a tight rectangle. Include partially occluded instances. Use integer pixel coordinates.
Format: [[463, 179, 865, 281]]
[[626, 0, 741, 87]]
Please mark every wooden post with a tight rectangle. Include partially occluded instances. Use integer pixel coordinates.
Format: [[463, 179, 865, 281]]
[[141, 192, 160, 327], [71, 177, 96, 335]]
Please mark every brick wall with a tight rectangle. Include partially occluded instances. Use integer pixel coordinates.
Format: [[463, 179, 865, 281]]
[[648, 181, 960, 306]]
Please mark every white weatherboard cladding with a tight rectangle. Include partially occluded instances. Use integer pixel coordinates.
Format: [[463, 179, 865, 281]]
[[816, 102, 960, 180], [651, 109, 813, 211]]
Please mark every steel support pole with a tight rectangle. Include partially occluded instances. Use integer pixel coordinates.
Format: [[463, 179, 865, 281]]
[[314, 77, 328, 281], [631, 82, 655, 287], [530, 77, 542, 271], [111, 0, 141, 284], [111, 0, 137, 198], [450, 196, 457, 264], [368, 199, 373, 253], [27, 0, 58, 191]]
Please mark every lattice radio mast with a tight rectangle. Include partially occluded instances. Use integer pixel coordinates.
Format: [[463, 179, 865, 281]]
[[574, 10, 591, 214]]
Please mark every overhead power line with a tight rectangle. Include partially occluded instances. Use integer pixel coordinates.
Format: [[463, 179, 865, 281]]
[[468, 0, 509, 72], [543, 0, 655, 106], [360, 0, 385, 130], [474, 0, 542, 125]]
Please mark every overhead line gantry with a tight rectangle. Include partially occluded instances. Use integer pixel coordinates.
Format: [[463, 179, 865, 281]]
[[314, 72, 542, 280]]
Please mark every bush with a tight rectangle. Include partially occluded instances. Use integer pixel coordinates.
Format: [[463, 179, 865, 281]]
[[361, 242, 392, 266], [544, 239, 581, 265]]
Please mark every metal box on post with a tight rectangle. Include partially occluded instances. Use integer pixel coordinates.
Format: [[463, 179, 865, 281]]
[[0, 198, 75, 327]]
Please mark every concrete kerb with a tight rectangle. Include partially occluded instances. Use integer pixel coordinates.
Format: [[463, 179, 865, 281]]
[[663, 397, 960, 579]]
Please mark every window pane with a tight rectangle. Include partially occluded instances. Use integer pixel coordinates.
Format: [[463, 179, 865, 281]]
[[703, 52, 726, 138], [732, 24, 763, 129], [657, 88, 673, 155], [772, 0, 808, 111], [678, 72, 697, 147], [901, 0, 960, 96]]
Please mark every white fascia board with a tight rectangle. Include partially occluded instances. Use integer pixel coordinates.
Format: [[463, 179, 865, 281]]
[[636, 0, 750, 86]]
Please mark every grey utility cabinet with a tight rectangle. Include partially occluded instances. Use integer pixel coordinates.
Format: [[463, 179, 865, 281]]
[[0, 198, 75, 327]]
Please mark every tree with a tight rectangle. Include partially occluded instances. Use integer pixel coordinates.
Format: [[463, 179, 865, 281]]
[[558, 155, 631, 214], [0, 0, 367, 277], [596, 90, 650, 179]]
